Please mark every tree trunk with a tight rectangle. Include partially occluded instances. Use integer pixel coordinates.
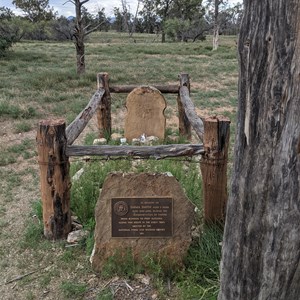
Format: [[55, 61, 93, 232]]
[[75, 39, 85, 75], [219, 1, 300, 299], [177, 73, 192, 140], [161, 30, 166, 43], [212, 0, 219, 50], [74, 0, 85, 75]]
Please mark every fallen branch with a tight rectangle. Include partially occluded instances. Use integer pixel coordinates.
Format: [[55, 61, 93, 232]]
[[5, 271, 36, 285], [4, 265, 50, 286]]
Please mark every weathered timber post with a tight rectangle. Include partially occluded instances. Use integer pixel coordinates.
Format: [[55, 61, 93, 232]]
[[200, 115, 230, 222], [178, 73, 192, 140], [37, 119, 71, 239], [97, 72, 111, 138]]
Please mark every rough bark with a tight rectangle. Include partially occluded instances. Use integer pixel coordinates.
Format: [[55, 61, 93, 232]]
[[66, 144, 204, 158], [74, 0, 86, 75], [96, 73, 111, 138], [66, 89, 105, 145], [212, 0, 219, 51], [200, 116, 230, 222], [75, 37, 85, 75], [37, 119, 71, 240], [219, 1, 300, 299], [177, 73, 192, 140], [179, 86, 204, 141]]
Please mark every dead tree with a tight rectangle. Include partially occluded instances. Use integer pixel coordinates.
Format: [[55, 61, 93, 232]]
[[72, 0, 103, 75], [212, 0, 220, 50], [219, 0, 300, 299]]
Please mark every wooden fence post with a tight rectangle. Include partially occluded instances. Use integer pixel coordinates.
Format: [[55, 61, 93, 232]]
[[200, 116, 230, 222], [178, 73, 192, 140], [97, 72, 111, 138], [37, 119, 71, 239]]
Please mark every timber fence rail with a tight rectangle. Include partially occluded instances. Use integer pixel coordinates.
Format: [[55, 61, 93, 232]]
[[37, 72, 230, 240]]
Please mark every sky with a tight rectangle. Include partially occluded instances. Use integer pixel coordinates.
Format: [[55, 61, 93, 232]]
[[1, 0, 240, 18]]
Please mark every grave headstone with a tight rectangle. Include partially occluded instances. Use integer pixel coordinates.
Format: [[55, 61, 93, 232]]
[[90, 172, 195, 272], [124, 86, 166, 141]]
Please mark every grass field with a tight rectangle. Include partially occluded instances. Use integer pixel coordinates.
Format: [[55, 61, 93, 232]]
[[0, 32, 238, 299]]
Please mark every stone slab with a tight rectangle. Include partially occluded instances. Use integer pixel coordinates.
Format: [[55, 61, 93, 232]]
[[90, 173, 195, 272], [124, 86, 166, 141]]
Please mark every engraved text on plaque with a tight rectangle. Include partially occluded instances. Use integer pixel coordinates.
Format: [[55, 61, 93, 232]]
[[111, 197, 173, 238]]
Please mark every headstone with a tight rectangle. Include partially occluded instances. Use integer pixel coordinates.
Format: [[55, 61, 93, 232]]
[[90, 173, 195, 272], [124, 86, 166, 141]]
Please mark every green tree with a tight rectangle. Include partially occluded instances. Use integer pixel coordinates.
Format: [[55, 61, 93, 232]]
[[51, 16, 74, 41], [164, 18, 190, 41], [139, 0, 158, 34], [155, 0, 173, 42], [154, 0, 205, 42], [112, 7, 125, 32], [169, 0, 204, 41], [0, 7, 23, 56], [12, 0, 56, 22], [96, 7, 110, 32]]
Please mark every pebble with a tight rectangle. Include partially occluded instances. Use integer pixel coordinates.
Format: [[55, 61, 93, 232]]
[[93, 138, 107, 145], [67, 229, 89, 244]]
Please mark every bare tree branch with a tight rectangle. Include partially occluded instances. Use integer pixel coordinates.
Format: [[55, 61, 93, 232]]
[[79, 0, 89, 6], [63, 0, 75, 5], [85, 21, 105, 35]]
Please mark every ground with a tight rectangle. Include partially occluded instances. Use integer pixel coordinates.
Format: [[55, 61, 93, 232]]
[[0, 33, 238, 299], [0, 108, 189, 299]]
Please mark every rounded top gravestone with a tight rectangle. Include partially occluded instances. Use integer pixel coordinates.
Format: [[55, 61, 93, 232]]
[[124, 86, 167, 141]]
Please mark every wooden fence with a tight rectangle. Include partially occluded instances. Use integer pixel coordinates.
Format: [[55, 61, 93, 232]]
[[36, 73, 230, 239]]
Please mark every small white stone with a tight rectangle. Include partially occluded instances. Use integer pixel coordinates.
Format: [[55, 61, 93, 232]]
[[120, 138, 127, 144], [93, 138, 107, 145], [164, 172, 173, 177], [67, 230, 89, 244], [140, 133, 146, 143]]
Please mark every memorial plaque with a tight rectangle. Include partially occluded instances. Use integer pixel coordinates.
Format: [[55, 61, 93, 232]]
[[111, 197, 173, 238]]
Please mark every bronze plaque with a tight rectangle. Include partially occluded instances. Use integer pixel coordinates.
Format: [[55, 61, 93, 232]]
[[111, 197, 173, 238]]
